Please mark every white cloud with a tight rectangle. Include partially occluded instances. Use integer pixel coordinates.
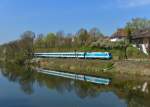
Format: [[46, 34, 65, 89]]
[[117, 0, 150, 8]]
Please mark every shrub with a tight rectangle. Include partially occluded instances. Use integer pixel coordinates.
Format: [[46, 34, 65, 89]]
[[127, 46, 147, 58]]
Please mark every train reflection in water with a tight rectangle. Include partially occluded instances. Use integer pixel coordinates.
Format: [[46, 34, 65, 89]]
[[36, 68, 111, 85]]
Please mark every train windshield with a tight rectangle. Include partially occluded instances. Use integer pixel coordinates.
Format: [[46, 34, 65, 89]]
[[109, 53, 112, 56], [108, 53, 112, 58]]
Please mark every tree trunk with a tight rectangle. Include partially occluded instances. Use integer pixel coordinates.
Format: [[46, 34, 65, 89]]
[[124, 47, 128, 59]]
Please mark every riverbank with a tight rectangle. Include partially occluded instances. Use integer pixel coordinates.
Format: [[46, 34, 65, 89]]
[[32, 58, 150, 79]]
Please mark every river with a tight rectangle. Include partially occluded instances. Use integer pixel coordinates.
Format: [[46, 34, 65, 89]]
[[0, 63, 150, 107]]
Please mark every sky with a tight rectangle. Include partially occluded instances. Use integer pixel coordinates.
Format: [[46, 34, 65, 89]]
[[0, 0, 150, 44]]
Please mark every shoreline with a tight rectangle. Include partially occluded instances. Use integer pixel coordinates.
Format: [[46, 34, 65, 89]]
[[32, 58, 150, 79]]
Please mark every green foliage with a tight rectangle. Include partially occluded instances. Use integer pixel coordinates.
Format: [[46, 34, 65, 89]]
[[79, 46, 93, 51], [125, 18, 150, 32], [44, 33, 57, 48], [0, 24, 149, 63], [127, 46, 147, 58], [91, 39, 129, 49], [105, 62, 114, 69], [126, 28, 132, 43], [0, 31, 35, 64], [34, 28, 104, 52]]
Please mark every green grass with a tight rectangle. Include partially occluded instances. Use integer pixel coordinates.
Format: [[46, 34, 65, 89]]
[[127, 46, 148, 58], [36, 58, 115, 77]]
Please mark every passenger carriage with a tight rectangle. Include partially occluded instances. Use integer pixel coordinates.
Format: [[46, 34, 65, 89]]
[[34, 52, 112, 59]]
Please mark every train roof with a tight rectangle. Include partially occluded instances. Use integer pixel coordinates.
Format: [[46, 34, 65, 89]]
[[34, 52, 110, 55]]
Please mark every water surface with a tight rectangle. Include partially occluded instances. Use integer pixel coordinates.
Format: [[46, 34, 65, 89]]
[[0, 64, 149, 107]]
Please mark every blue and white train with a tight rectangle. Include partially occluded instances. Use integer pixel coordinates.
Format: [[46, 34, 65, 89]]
[[34, 52, 112, 59]]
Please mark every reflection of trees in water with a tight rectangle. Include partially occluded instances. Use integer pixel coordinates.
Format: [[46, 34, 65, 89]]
[[36, 74, 74, 94], [0, 63, 35, 95], [112, 80, 150, 107], [0, 63, 150, 106], [73, 81, 100, 99], [0, 63, 106, 98], [35, 74, 110, 99], [19, 69, 35, 95], [127, 89, 150, 107]]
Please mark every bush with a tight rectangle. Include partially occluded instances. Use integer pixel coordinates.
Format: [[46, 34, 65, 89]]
[[127, 46, 147, 58]]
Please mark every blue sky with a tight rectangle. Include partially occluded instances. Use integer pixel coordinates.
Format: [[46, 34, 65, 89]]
[[0, 0, 150, 44]]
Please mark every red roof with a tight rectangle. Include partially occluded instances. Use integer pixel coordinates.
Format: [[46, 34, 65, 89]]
[[111, 29, 128, 38]]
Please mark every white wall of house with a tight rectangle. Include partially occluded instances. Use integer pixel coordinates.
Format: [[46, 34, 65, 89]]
[[133, 44, 149, 55], [110, 38, 118, 42], [141, 44, 148, 55], [110, 38, 125, 42]]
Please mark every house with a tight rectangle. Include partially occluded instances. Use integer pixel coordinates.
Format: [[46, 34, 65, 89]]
[[110, 28, 150, 54], [132, 29, 150, 55], [110, 28, 128, 42]]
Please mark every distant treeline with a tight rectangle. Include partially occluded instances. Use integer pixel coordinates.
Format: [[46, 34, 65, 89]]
[[34, 17, 150, 52], [0, 17, 149, 64], [34, 28, 105, 51]]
